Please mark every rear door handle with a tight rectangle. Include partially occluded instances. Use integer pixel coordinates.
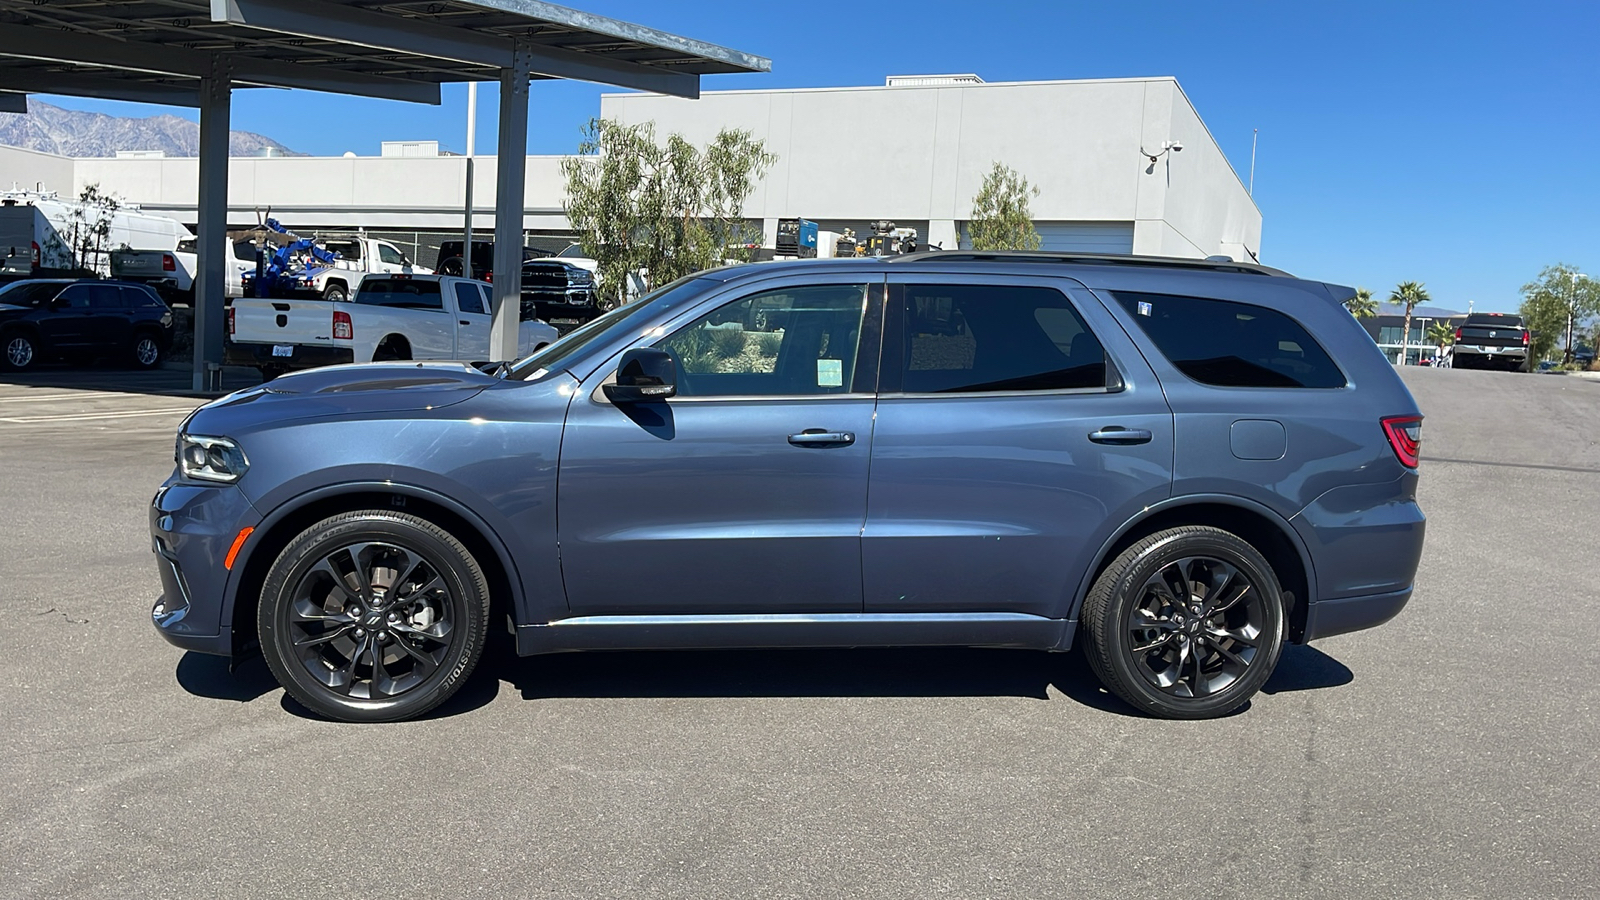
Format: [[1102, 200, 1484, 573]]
[[1088, 426, 1153, 445], [788, 430, 855, 447], [459, 320, 471, 326]]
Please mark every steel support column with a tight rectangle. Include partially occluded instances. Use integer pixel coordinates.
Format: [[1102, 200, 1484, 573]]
[[193, 59, 232, 391], [489, 44, 532, 362]]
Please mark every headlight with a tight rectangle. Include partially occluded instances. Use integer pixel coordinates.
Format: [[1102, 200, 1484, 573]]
[[176, 434, 249, 483]]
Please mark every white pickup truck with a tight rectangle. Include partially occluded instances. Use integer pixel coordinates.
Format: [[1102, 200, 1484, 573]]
[[224, 273, 560, 379], [110, 238, 259, 303]]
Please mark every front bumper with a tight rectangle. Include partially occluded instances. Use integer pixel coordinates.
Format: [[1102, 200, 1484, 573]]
[[225, 340, 354, 371], [150, 479, 262, 657]]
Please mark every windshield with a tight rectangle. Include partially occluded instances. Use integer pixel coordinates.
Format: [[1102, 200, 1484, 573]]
[[0, 281, 67, 307], [555, 244, 589, 259], [505, 275, 718, 380]]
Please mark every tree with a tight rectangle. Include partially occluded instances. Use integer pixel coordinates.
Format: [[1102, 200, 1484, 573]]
[[1344, 286, 1378, 319], [1424, 320, 1454, 364], [561, 118, 776, 307], [1388, 281, 1431, 365], [1517, 264, 1600, 364], [968, 163, 1041, 251]]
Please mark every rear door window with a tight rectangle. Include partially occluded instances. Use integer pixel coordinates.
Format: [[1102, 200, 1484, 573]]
[[1113, 291, 1346, 389], [891, 284, 1108, 393], [454, 282, 486, 315], [357, 279, 444, 310]]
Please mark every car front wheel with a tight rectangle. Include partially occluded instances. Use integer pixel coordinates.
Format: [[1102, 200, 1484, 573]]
[[2, 330, 38, 371], [130, 331, 163, 369], [1081, 526, 1286, 719], [258, 510, 490, 722]]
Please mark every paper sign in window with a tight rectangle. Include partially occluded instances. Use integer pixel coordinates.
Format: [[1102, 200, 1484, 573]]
[[817, 359, 843, 387]]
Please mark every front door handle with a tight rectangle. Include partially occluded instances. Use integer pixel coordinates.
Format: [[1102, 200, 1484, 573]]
[[1088, 426, 1153, 445], [460, 320, 471, 326], [788, 430, 855, 447]]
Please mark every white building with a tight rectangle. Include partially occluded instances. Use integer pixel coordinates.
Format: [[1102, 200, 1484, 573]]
[[0, 75, 1262, 263]]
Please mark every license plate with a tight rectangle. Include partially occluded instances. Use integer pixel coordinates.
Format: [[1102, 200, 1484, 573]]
[[272, 345, 294, 358]]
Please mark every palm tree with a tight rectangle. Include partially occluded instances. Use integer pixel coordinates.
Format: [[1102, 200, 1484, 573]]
[[1425, 320, 1455, 366], [1389, 281, 1432, 365], [1344, 287, 1379, 319]]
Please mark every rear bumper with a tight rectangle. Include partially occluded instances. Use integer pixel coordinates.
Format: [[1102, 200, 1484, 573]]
[[1303, 586, 1412, 641], [225, 340, 353, 370]]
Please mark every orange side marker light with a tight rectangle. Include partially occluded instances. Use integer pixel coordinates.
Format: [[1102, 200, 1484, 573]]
[[225, 527, 255, 570]]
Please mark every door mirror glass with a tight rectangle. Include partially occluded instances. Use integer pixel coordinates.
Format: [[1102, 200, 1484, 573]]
[[604, 347, 677, 403]]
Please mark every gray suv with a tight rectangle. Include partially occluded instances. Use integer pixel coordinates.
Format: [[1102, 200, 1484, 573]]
[[151, 252, 1425, 722]]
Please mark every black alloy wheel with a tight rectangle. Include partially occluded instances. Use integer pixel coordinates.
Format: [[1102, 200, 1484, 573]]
[[1082, 526, 1285, 719], [259, 511, 489, 722]]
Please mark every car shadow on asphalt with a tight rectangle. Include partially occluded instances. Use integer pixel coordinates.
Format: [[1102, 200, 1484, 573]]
[[0, 362, 261, 398], [176, 640, 1355, 722]]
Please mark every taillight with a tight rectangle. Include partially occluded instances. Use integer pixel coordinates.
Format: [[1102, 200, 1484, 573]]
[[485, 271, 493, 283], [226, 307, 235, 336], [1454, 327, 1462, 341], [30, 240, 39, 269], [163, 254, 176, 272], [332, 309, 353, 340], [1382, 415, 1423, 468], [1522, 330, 1530, 346]]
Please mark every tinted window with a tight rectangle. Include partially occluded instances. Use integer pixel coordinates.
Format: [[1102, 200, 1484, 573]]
[[56, 285, 96, 309], [1464, 313, 1523, 328], [233, 241, 257, 261], [454, 282, 486, 315], [898, 284, 1107, 393], [356, 279, 443, 310], [0, 282, 71, 307], [657, 284, 870, 397], [1114, 291, 1345, 389], [378, 244, 406, 265], [123, 286, 164, 309]]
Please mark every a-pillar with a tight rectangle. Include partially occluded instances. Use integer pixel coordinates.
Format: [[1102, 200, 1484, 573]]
[[193, 57, 232, 391], [489, 43, 532, 362]]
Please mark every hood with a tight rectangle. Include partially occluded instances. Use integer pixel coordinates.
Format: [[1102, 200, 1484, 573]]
[[185, 361, 500, 434]]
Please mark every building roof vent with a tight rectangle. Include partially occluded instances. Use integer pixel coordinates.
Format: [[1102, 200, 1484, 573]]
[[885, 74, 985, 88]]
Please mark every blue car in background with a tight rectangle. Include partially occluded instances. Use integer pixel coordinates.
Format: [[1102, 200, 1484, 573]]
[[151, 252, 1426, 721]]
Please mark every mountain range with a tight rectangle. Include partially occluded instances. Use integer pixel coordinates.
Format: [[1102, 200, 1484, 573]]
[[0, 100, 299, 158]]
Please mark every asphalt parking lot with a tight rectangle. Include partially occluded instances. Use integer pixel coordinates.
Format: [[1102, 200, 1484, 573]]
[[3, 364, 1598, 899]]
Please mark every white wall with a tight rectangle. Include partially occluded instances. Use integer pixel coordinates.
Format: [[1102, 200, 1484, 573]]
[[2, 76, 1262, 260], [0, 145, 75, 195]]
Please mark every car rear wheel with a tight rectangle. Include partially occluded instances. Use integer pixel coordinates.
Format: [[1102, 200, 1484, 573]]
[[2, 330, 38, 371], [1081, 526, 1285, 719], [323, 283, 348, 302], [130, 330, 163, 369], [258, 511, 490, 723]]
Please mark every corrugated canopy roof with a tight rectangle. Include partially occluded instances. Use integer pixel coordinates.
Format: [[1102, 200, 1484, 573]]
[[0, 0, 769, 106]]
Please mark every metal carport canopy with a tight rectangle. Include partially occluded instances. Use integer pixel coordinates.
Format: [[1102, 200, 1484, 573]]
[[0, 0, 770, 387]]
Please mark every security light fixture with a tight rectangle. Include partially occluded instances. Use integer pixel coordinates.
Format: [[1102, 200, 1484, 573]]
[[1141, 140, 1183, 173]]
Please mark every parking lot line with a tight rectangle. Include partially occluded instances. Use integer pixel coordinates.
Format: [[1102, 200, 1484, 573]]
[[0, 393, 106, 404], [0, 406, 199, 424]]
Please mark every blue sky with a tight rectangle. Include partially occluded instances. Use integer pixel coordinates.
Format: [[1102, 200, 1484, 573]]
[[39, 0, 1598, 312]]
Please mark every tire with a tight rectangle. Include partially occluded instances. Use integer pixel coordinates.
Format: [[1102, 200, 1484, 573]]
[[258, 364, 286, 382], [439, 257, 465, 277], [1081, 526, 1286, 719], [2, 329, 39, 372], [323, 283, 348, 303], [129, 329, 163, 370], [258, 510, 491, 723]]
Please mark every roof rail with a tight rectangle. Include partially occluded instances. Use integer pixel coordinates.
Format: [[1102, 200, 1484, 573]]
[[885, 250, 1292, 278]]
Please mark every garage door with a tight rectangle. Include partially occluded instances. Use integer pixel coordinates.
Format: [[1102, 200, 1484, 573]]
[[1033, 222, 1134, 253], [959, 221, 1134, 253]]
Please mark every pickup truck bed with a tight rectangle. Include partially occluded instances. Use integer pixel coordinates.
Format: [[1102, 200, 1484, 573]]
[[225, 273, 559, 378]]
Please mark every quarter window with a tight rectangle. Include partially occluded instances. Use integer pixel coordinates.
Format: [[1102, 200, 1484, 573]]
[[898, 284, 1108, 392], [1113, 291, 1346, 389], [657, 284, 870, 397]]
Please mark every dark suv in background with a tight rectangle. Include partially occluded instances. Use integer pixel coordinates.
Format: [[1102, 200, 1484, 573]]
[[1, 278, 173, 371], [151, 252, 1425, 722], [1452, 312, 1530, 371]]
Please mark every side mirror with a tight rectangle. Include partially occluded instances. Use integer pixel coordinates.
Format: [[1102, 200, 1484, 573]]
[[603, 347, 677, 403]]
